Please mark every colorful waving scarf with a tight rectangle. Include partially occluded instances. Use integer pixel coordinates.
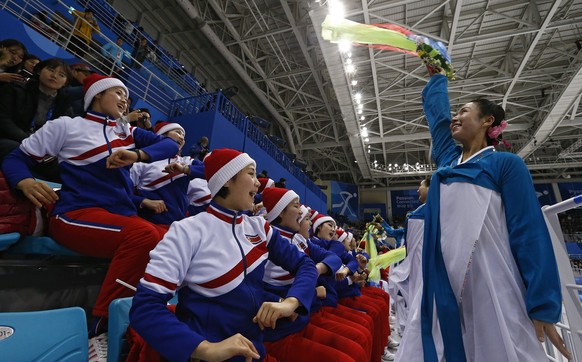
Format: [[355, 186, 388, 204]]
[[321, 16, 455, 79], [361, 222, 407, 282]]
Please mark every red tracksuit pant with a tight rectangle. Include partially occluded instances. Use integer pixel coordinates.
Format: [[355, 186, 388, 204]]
[[264, 321, 369, 362], [49, 207, 168, 317], [312, 307, 373, 361], [340, 294, 390, 362]]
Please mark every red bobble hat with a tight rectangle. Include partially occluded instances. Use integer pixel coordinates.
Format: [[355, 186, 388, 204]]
[[258, 178, 275, 194], [262, 187, 299, 223], [336, 228, 347, 242], [309, 209, 319, 222], [83, 74, 128, 111], [346, 231, 354, 242], [203, 148, 255, 197], [298, 205, 310, 222], [311, 213, 335, 233], [153, 122, 185, 136]]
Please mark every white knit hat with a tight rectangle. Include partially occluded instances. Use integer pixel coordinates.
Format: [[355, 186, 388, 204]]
[[204, 148, 256, 197], [263, 187, 300, 223], [83, 74, 129, 111]]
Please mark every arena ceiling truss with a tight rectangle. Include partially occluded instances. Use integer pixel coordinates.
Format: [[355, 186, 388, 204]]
[[121, 0, 582, 186]]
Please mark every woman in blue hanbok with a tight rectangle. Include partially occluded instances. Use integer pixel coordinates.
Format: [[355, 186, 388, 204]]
[[397, 67, 570, 362]]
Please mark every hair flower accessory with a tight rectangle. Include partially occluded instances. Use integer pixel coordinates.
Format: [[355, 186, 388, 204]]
[[487, 120, 507, 139], [488, 120, 510, 148]]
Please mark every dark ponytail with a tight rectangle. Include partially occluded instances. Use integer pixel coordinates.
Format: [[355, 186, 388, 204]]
[[470, 99, 506, 146]]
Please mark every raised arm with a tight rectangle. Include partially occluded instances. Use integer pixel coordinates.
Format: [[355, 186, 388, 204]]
[[421, 74, 459, 167]]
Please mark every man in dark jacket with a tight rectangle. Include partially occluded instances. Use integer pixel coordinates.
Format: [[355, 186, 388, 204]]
[[61, 63, 95, 116]]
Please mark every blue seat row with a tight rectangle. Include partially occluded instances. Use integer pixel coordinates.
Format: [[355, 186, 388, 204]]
[[0, 233, 81, 256]]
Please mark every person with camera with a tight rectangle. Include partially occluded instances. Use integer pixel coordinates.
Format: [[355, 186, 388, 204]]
[[130, 108, 153, 131]]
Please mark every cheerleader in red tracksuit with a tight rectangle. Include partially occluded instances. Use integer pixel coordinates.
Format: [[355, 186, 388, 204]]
[[311, 214, 391, 362], [129, 149, 318, 362], [1, 74, 179, 339], [261, 187, 370, 362], [129, 122, 205, 227]]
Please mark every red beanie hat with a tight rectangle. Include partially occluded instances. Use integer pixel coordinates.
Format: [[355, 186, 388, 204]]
[[258, 178, 275, 194], [312, 213, 335, 233], [335, 228, 347, 242], [153, 122, 185, 135], [262, 187, 299, 223], [83, 74, 128, 111], [299, 205, 310, 222], [203, 148, 255, 197], [309, 209, 319, 222]]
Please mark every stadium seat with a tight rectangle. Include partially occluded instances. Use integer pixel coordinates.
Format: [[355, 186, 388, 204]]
[[0, 232, 20, 251], [107, 297, 133, 362], [0, 307, 88, 361], [107, 295, 179, 362]]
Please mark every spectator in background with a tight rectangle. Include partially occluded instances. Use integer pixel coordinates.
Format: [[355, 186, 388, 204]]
[[67, 8, 100, 59], [275, 177, 286, 188], [189, 136, 209, 161], [131, 37, 149, 70], [18, 54, 41, 81], [30, 11, 56, 39], [0, 58, 73, 180], [147, 39, 159, 64], [129, 108, 153, 131], [63, 63, 96, 116], [0, 39, 27, 83], [100, 37, 129, 76]]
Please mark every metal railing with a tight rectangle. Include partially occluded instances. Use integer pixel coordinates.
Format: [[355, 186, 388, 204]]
[[542, 195, 582, 362], [1, 0, 205, 114], [171, 93, 326, 200], [66, 0, 205, 98]]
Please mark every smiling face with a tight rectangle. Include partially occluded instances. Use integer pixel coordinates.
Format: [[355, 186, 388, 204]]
[[221, 164, 260, 211], [450, 102, 494, 147], [278, 198, 301, 232], [317, 221, 336, 240], [91, 86, 128, 119], [38, 65, 68, 92]]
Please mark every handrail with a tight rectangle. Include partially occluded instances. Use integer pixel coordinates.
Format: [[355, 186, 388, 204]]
[[171, 93, 325, 200], [64, 0, 205, 98], [1, 0, 204, 114], [542, 197, 582, 361]]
